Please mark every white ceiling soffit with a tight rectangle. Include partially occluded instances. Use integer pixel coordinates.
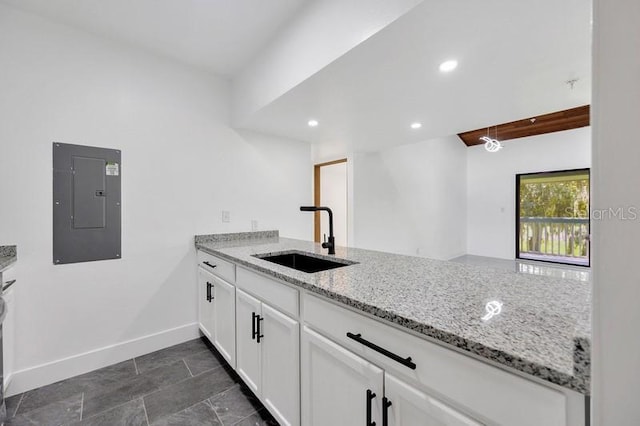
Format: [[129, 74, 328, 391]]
[[0, 0, 310, 76], [231, 0, 425, 124], [241, 0, 592, 152]]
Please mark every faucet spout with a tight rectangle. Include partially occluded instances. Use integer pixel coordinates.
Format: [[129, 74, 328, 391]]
[[299, 206, 335, 255]]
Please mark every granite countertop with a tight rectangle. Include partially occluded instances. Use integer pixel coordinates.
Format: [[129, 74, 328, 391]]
[[0, 245, 17, 271], [195, 232, 591, 394]]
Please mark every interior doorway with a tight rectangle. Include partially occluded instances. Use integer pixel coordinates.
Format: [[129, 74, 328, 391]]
[[314, 159, 348, 247]]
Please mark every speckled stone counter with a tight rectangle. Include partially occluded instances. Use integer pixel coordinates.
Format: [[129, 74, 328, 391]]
[[195, 232, 591, 394], [0, 245, 17, 271]]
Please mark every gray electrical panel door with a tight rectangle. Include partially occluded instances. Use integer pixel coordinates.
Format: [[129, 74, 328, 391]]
[[53, 142, 121, 264]]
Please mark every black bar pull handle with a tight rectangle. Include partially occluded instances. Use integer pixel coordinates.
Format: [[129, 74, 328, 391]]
[[203, 261, 217, 269], [256, 315, 264, 343], [252, 312, 258, 340], [206, 282, 214, 302], [366, 389, 377, 426], [3, 279, 16, 292], [347, 332, 416, 370], [382, 397, 392, 426]]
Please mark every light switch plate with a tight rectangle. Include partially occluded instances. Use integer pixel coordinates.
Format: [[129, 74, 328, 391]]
[[222, 210, 230, 223]]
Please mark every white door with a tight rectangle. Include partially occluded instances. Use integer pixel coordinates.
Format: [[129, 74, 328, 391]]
[[319, 161, 348, 246], [212, 275, 236, 369], [197, 267, 215, 339], [301, 326, 383, 426], [235, 289, 262, 394], [261, 303, 300, 426], [385, 373, 483, 426]]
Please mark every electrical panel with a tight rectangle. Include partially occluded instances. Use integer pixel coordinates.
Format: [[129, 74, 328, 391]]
[[53, 142, 121, 264]]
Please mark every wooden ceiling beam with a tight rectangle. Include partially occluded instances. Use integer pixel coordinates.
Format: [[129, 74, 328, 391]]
[[457, 105, 590, 147]]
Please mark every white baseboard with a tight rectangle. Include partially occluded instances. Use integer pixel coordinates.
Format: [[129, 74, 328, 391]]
[[6, 322, 200, 396]]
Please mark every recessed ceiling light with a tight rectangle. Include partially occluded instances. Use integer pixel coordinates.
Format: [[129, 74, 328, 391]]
[[410, 122, 422, 129], [439, 60, 458, 72], [308, 119, 319, 127]]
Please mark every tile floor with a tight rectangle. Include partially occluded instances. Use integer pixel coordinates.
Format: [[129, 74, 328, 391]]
[[3, 337, 279, 425]]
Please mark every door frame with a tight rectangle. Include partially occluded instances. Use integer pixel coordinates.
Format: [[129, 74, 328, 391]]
[[313, 158, 347, 243]]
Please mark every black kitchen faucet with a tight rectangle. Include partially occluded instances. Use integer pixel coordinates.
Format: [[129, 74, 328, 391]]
[[300, 206, 335, 255]]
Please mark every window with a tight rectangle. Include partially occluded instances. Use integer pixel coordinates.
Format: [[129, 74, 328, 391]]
[[516, 169, 590, 267]]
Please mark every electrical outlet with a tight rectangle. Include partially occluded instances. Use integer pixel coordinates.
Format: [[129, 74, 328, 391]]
[[251, 220, 258, 231], [222, 210, 230, 223]]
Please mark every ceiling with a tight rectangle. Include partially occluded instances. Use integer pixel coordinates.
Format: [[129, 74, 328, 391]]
[[1, 0, 592, 152], [0, 0, 310, 76], [240, 0, 592, 152]]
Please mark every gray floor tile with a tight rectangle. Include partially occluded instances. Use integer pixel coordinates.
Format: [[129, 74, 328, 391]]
[[209, 385, 262, 426], [5, 393, 82, 426], [184, 348, 224, 376], [73, 398, 147, 426], [143, 366, 236, 423], [233, 409, 279, 426], [16, 360, 136, 415], [135, 339, 210, 374], [151, 400, 221, 426], [82, 360, 190, 419], [5, 393, 24, 418]]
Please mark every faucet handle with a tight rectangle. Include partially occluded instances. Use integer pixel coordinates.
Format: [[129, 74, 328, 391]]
[[323, 233, 327, 243]]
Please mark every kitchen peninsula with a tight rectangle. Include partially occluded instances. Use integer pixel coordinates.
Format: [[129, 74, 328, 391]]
[[195, 231, 590, 426]]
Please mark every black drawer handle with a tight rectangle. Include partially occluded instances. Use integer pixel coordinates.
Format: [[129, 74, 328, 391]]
[[366, 389, 376, 426], [382, 397, 392, 426], [347, 332, 416, 370], [206, 282, 214, 302], [252, 312, 258, 340], [203, 261, 217, 269], [256, 315, 264, 343]]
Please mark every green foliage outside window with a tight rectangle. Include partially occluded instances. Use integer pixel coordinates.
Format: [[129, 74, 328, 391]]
[[519, 173, 589, 218]]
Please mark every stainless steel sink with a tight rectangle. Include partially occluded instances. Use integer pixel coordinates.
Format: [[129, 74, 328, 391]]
[[253, 250, 357, 273]]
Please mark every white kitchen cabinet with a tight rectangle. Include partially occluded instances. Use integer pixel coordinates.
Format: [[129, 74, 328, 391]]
[[236, 288, 300, 426], [197, 266, 215, 339], [302, 326, 480, 426], [385, 373, 481, 426], [2, 271, 15, 391], [197, 266, 236, 368], [261, 303, 299, 425], [236, 289, 262, 393], [302, 292, 582, 426], [301, 326, 384, 426], [211, 275, 236, 368]]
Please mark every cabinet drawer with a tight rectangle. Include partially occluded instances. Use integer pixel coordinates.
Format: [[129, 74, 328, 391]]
[[236, 267, 298, 318], [197, 251, 235, 283], [303, 293, 567, 426]]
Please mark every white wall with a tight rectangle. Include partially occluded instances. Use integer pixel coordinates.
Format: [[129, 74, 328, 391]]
[[0, 4, 311, 394], [352, 135, 467, 260], [592, 0, 640, 423], [466, 127, 591, 259], [232, 0, 423, 124]]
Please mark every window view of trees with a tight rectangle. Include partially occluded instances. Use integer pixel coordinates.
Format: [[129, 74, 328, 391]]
[[517, 169, 590, 266]]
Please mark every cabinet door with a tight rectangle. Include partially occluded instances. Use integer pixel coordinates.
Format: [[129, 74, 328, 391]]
[[197, 267, 215, 339], [236, 289, 262, 394], [261, 303, 300, 426], [302, 326, 384, 426], [212, 275, 236, 369], [3, 287, 15, 390], [385, 373, 482, 426]]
